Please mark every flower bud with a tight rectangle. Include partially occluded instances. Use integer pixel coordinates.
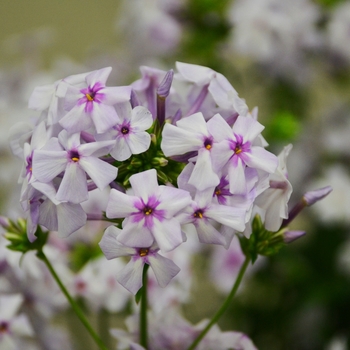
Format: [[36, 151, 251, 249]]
[[283, 230, 306, 243], [303, 186, 333, 206]]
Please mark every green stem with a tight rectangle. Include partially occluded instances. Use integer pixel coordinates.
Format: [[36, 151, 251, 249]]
[[187, 255, 250, 350], [36, 250, 109, 350], [140, 264, 149, 348]]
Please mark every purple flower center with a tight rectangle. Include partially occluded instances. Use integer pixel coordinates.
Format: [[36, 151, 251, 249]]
[[138, 248, 149, 257], [193, 209, 204, 219], [115, 120, 132, 137], [230, 134, 251, 156], [121, 126, 129, 135], [132, 195, 165, 229], [203, 137, 213, 150], [213, 177, 232, 205], [0, 321, 9, 334], [80, 82, 105, 113], [69, 149, 80, 163]]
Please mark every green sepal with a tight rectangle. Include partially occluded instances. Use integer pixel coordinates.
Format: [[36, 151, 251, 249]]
[[239, 215, 286, 264], [4, 221, 48, 255]]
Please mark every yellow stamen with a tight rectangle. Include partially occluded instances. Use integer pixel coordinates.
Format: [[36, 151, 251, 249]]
[[205, 144, 212, 150], [72, 157, 79, 162], [194, 211, 203, 219], [144, 208, 152, 215], [86, 93, 94, 101], [215, 189, 221, 196], [234, 147, 242, 154], [139, 248, 149, 257]]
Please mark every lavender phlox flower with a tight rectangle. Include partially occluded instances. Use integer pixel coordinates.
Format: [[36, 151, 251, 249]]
[[178, 187, 246, 246], [99, 225, 181, 295], [28, 72, 89, 125], [106, 169, 191, 252], [210, 114, 278, 195], [255, 144, 293, 231], [161, 112, 220, 191], [96, 101, 153, 161], [32, 130, 118, 204], [59, 67, 131, 134]]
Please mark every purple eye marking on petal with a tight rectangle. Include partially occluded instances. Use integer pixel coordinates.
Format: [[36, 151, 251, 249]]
[[132, 195, 166, 228], [193, 209, 204, 219], [213, 177, 232, 205], [121, 126, 129, 135], [0, 321, 9, 334], [203, 136, 213, 150], [229, 134, 251, 156], [115, 120, 132, 137], [68, 149, 80, 163], [79, 82, 105, 113]]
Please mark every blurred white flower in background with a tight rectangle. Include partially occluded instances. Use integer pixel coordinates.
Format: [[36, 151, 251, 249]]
[[309, 165, 350, 223], [326, 1, 350, 63], [228, 0, 321, 80]]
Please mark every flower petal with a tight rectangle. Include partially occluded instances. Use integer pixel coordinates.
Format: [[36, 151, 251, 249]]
[[130, 106, 153, 130], [152, 218, 184, 253], [127, 131, 151, 155], [117, 220, 155, 248], [148, 254, 180, 288], [117, 258, 144, 295], [32, 150, 67, 183], [99, 226, 136, 259], [161, 123, 203, 156], [243, 147, 278, 174], [56, 162, 88, 204], [86, 67, 112, 86], [79, 156, 118, 190], [107, 189, 138, 218], [188, 148, 220, 191], [91, 104, 120, 134], [57, 202, 87, 237], [129, 169, 159, 200]]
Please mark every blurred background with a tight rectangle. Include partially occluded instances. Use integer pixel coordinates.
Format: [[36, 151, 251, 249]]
[[1, 0, 350, 349]]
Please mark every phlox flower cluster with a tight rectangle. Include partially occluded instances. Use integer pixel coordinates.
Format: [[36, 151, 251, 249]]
[[10, 61, 294, 296], [7, 60, 320, 349]]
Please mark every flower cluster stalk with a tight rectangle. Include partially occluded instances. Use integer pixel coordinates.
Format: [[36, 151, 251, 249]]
[[140, 264, 150, 348]]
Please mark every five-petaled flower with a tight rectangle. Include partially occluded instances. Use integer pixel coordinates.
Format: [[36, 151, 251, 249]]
[[106, 169, 191, 253]]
